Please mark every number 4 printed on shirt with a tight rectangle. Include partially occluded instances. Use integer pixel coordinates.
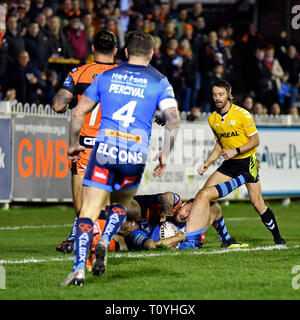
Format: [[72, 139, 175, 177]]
[[112, 101, 137, 128]]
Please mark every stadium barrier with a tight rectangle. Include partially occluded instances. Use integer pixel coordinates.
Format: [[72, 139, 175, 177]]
[[0, 101, 299, 203]]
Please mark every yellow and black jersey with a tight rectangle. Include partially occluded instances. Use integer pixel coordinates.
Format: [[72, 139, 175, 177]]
[[208, 104, 258, 159]]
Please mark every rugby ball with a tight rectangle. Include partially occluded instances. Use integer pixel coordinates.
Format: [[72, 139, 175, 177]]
[[159, 221, 179, 250]]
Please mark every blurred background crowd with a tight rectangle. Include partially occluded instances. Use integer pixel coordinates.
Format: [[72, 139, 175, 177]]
[[0, 0, 299, 119]]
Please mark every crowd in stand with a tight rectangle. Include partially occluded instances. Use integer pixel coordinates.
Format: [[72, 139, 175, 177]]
[[0, 0, 299, 119]]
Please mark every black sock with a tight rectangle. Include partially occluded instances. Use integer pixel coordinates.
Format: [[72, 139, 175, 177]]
[[260, 208, 282, 241]]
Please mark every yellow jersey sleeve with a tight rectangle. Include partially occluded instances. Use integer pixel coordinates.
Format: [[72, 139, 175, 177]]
[[241, 111, 258, 137]]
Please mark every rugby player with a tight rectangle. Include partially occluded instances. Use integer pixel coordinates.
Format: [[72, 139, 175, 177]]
[[53, 29, 118, 254], [85, 191, 247, 269], [127, 193, 247, 248], [183, 80, 285, 249], [61, 31, 180, 286]]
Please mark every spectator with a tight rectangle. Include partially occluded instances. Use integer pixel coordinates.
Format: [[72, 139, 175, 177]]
[[200, 31, 227, 76], [240, 24, 265, 90], [270, 103, 281, 116], [42, 69, 58, 105], [242, 95, 254, 112], [64, 16, 87, 62], [120, 0, 135, 33], [24, 21, 48, 71], [2, 88, 17, 105], [151, 35, 165, 74], [41, 5, 54, 19], [46, 15, 73, 59], [17, 0, 33, 29], [4, 50, 45, 104], [29, 0, 45, 21], [249, 47, 273, 107], [174, 8, 188, 40], [35, 12, 48, 38], [288, 106, 299, 118], [278, 72, 291, 109], [160, 2, 171, 24], [193, 16, 207, 41], [252, 102, 264, 115], [187, 106, 201, 121], [146, 4, 165, 35], [176, 36, 196, 112], [264, 44, 284, 100], [199, 31, 227, 112], [85, 24, 95, 62], [56, 0, 73, 27], [159, 20, 176, 50], [240, 23, 265, 56], [188, 3, 203, 27], [111, 7, 125, 48], [162, 38, 183, 101], [4, 15, 25, 66], [281, 45, 300, 107]]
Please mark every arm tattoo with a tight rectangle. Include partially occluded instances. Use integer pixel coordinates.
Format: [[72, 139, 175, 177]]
[[160, 192, 175, 216], [53, 89, 73, 113]]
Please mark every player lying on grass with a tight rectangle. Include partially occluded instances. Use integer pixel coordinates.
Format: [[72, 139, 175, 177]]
[[127, 193, 247, 248], [85, 192, 248, 265]]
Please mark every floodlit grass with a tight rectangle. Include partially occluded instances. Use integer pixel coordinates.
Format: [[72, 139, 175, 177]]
[[0, 201, 299, 300]]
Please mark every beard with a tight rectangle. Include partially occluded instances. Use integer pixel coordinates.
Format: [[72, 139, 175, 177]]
[[215, 98, 228, 109]]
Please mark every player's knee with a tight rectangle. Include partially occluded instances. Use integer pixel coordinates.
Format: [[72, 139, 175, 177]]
[[196, 188, 213, 202]]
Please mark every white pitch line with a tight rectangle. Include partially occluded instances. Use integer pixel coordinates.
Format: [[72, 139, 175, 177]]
[[226, 217, 259, 221], [0, 245, 299, 265], [0, 218, 258, 231], [0, 224, 73, 231]]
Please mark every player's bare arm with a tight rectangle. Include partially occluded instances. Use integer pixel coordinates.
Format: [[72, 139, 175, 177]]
[[144, 230, 186, 250], [198, 140, 222, 175], [153, 106, 180, 177], [68, 94, 97, 161], [53, 88, 73, 113], [159, 192, 175, 222], [221, 133, 260, 160]]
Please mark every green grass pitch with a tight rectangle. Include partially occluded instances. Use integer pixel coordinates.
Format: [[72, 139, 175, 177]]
[[0, 201, 300, 300]]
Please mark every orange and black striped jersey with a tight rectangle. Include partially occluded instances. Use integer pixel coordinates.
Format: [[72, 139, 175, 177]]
[[62, 61, 117, 139], [133, 193, 182, 224]]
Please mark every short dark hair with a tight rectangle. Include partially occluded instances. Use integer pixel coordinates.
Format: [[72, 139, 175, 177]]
[[125, 31, 154, 57], [93, 29, 117, 54], [212, 79, 232, 95]]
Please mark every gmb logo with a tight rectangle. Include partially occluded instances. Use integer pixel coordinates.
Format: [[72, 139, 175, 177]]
[[291, 5, 300, 30]]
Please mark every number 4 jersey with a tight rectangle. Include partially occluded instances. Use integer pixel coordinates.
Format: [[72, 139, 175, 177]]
[[84, 62, 176, 156], [82, 62, 177, 191]]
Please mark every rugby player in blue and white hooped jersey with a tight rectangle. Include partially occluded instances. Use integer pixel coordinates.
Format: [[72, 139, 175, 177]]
[[61, 31, 180, 286]]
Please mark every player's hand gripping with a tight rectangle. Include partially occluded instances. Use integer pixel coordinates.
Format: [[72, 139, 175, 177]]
[[68, 144, 86, 162]]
